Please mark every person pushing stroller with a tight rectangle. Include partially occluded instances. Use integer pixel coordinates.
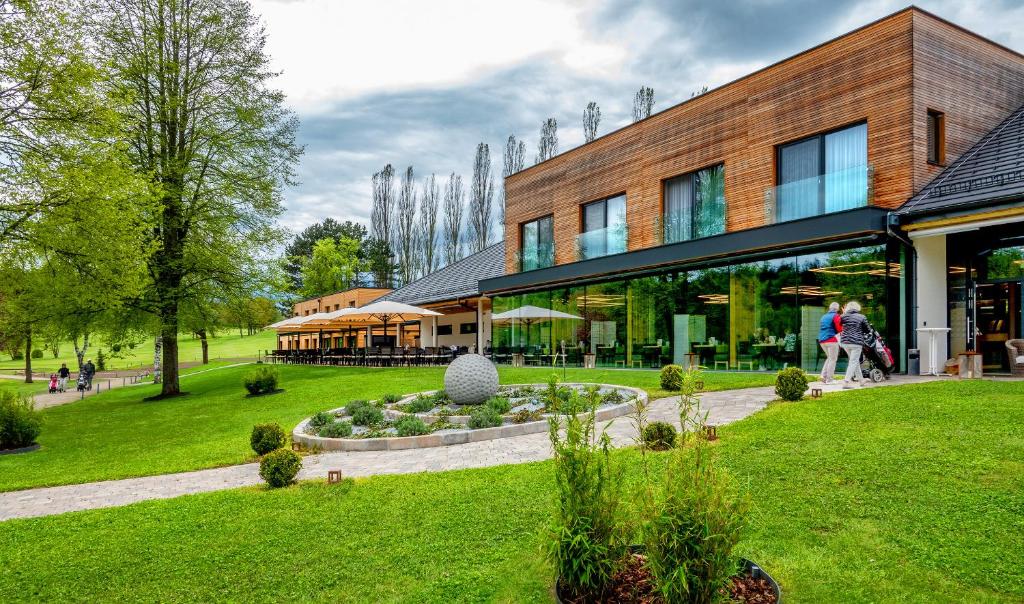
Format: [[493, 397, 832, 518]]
[[840, 301, 871, 389]]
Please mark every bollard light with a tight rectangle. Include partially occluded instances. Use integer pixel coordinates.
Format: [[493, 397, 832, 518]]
[[328, 470, 343, 484], [811, 388, 822, 398]]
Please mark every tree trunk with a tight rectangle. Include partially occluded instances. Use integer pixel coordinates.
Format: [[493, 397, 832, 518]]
[[153, 334, 162, 384], [23, 328, 32, 384], [199, 329, 209, 365], [160, 312, 180, 396], [73, 333, 89, 373]]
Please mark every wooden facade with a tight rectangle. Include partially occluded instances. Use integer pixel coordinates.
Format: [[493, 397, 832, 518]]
[[291, 287, 391, 317], [503, 8, 1024, 273]]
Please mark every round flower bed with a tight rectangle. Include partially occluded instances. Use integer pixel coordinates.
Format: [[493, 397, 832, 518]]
[[292, 383, 646, 452]]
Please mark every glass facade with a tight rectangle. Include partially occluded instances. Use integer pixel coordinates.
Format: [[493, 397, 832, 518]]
[[491, 243, 899, 372]]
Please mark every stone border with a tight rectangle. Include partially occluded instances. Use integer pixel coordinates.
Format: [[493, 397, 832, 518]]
[[292, 383, 647, 452], [0, 443, 40, 456]]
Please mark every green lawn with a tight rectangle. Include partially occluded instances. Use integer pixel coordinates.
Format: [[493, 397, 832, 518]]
[[0, 364, 772, 492], [0, 330, 275, 373], [0, 380, 1020, 602]]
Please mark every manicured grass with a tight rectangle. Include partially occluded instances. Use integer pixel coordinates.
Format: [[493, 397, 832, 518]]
[[0, 330, 275, 372], [0, 380, 1021, 602], [0, 364, 771, 492]]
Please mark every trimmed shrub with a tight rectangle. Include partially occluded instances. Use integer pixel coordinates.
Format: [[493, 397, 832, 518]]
[[642, 422, 677, 451], [484, 396, 511, 415], [775, 366, 809, 401], [259, 448, 302, 488], [318, 420, 353, 438], [243, 366, 279, 395], [344, 399, 371, 416], [660, 364, 684, 391], [30, 349, 43, 359], [405, 395, 436, 414], [250, 423, 287, 455], [0, 390, 42, 450], [351, 405, 384, 427], [11, 351, 23, 361], [379, 393, 401, 405], [308, 412, 335, 431], [601, 388, 625, 405], [395, 415, 430, 437], [467, 405, 503, 429]]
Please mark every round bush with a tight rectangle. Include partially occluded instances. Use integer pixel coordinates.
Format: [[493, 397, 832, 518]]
[[250, 423, 287, 455], [351, 404, 384, 427], [243, 366, 279, 395], [0, 390, 42, 450], [318, 420, 353, 438], [642, 421, 678, 451], [395, 415, 430, 437], [30, 349, 43, 359], [660, 364, 684, 391], [259, 448, 302, 488], [775, 366, 809, 401], [308, 411, 335, 431], [467, 405, 503, 429]]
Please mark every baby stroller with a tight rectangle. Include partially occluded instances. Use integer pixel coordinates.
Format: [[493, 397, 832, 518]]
[[76, 373, 88, 392], [861, 325, 895, 383], [48, 374, 59, 394]]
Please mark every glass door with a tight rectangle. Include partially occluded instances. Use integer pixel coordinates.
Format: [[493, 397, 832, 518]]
[[974, 279, 1022, 372]]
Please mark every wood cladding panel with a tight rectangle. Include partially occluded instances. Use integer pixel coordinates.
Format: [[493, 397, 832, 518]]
[[503, 8, 1024, 274], [911, 12, 1024, 193]]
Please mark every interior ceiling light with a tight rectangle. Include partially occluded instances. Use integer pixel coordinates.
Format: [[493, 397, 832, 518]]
[[948, 266, 967, 274], [779, 285, 843, 296], [809, 261, 901, 277], [697, 293, 730, 305]]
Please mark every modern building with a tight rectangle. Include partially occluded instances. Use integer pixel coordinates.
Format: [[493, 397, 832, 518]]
[[277, 287, 392, 349], [476, 7, 1024, 373]]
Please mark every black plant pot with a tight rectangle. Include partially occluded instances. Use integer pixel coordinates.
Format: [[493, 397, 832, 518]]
[[553, 554, 782, 603]]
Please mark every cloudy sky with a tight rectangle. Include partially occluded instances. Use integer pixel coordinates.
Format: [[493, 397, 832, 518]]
[[251, 0, 1024, 235]]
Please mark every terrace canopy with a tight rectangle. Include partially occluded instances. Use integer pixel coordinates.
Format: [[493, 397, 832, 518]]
[[324, 300, 442, 345]]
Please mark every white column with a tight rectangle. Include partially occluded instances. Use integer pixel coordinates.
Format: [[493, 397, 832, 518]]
[[913, 234, 948, 374]]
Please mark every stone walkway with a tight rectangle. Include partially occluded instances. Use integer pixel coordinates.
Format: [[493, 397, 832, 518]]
[[0, 375, 940, 521]]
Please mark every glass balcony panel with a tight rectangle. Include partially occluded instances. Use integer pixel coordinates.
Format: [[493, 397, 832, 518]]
[[577, 224, 627, 260], [519, 242, 554, 272], [766, 164, 872, 224]]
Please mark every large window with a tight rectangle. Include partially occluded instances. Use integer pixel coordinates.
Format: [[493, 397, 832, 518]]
[[663, 164, 725, 244], [776, 122, 869, 221], [579, 194, 627, 260], [519, 215, 554, 271]]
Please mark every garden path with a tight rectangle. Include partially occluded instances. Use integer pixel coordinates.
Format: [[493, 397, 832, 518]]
[[0, 375, 940, 521]]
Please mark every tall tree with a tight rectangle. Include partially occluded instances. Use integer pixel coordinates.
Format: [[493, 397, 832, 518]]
[[370, 164, 396, 286], [417, 173, 440, 275], [583, 101, 601, 143], [536, 118, 558, 163], [95, 0, 301, 397], [633, 86, 655, 122], [442, 172, 464, 265], [469, 143, 494, 253], [283, 219, 366, 292], [299, 237, 361, 299], [364, 238, 396, 288], [499, 134, 526, 239], [395, 165, 418, 285]]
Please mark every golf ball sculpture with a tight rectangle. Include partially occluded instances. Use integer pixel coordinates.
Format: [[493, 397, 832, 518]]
[[444, 353, 499, 405]]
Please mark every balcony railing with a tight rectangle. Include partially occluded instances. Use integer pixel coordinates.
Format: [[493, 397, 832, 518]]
[[764, 164, 874, 224], [576, 223, 628, 261], [516, 243, 555, 272], [654, 212, 727, 245]]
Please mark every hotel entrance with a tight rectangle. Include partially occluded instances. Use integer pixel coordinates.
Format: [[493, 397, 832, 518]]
[[948, 225, 1024, 373]]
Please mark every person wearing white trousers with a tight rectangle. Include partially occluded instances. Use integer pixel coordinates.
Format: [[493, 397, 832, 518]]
[[818, 302, 843, 384], [840, 301, 870, 388]]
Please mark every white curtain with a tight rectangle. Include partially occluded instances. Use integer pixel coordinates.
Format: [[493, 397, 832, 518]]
[[778, 138, 820, 221], [664, 174, 693, 243], [825, 123, 868, 212]]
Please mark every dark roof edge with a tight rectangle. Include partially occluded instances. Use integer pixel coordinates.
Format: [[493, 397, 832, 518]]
[[481, 207, 889, 295]]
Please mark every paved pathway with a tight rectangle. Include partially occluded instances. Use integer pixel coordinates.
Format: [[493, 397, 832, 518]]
[[0, 375, 940, 521]]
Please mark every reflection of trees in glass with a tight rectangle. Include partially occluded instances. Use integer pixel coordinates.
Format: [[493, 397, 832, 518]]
[[804, 246, 888, 331], [695, 165, 725, 238], [986, 247, 1024, 280]]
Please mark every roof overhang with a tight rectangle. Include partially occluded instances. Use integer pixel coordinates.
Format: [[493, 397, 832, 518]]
[[900, 201, 1024, 235], [481, 206, 890, 295]]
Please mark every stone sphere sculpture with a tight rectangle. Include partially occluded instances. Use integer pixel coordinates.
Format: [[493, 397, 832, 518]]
[[444, 353, 499, 405]]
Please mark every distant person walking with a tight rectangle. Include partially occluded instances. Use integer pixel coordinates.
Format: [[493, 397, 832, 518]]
[[817, 302, 843, 383], [83, 359, 96, 390], [57, 363, 71, 393], [840, 301, 871, 388]]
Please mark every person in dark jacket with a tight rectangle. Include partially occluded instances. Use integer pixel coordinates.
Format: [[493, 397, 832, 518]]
[[839, 301, 870, 388], [817, 302, 843, 384], [83, 359, 96, 390], [57, 363, 71, 393]]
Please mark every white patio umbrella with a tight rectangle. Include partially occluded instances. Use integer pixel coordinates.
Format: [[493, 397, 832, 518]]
[[329, 300, 442, 346], [491, 305, 582, 348]]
